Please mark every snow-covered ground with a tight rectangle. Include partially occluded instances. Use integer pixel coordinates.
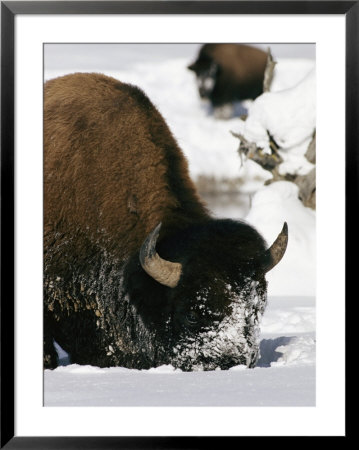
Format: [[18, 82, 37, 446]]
[[45, 295, 315, 406], [44, 44, 316, 407]]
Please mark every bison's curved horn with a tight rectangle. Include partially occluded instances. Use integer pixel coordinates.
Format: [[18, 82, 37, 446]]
[[263, 222, 288, 273], [139, 223, 182, 288]]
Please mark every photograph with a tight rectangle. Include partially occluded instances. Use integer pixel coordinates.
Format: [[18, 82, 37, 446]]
[[43, 42, 316, 407], [2, 1, 351, 444]]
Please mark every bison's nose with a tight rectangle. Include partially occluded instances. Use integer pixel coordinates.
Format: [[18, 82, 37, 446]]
[[217, 355, 246, 370], [217, 351, 259, 370]]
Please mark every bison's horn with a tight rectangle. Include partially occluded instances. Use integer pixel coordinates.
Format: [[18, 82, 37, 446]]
[[139, 223, 182, 288], [263, 222, 288, 273]]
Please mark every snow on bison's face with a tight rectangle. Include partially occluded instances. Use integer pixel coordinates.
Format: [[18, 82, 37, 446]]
[[126, 220, 287, 371], [166, 275, 268, 371]]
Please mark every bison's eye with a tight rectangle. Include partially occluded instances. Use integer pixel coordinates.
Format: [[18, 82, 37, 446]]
[[186, 311, 199, 326]]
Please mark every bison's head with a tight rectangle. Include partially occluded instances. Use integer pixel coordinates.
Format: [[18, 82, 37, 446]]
[[126, 220, 287, 371], [188, 57, 219, 100]]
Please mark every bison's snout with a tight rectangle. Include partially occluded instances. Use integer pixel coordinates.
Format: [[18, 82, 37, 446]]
[[216, 355, 245, 371], [197, 77, 216, 100], [173, 348, 259, 372], [216, 350, 259, 370], [198, 82, 213, 99]]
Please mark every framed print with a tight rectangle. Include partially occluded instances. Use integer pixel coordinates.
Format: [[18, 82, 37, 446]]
[[1, 1, 355, 447]]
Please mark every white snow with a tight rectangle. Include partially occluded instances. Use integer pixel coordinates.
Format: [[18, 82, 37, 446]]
[[246, 182, 316, 297], [234, 69, 316, 177], [44, 44, 316, 407]]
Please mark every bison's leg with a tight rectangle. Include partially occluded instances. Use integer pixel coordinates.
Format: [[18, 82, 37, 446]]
[[44, 309, 61, 369], [43, 332, 58, 369]]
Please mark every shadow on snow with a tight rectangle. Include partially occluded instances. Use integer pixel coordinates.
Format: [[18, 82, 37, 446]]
[[256, 336, 293, 368]]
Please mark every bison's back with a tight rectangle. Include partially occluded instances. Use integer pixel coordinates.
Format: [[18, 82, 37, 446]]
[[207, 44, 267, 82], [201, 44, 267, 103], [44, 73, 207, 269]]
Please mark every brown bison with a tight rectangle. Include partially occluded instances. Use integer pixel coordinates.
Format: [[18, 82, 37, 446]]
[[188, 44, 268, 115], [44, 72, 287, 371]]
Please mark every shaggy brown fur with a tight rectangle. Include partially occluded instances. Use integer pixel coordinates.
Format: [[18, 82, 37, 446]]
[[44, 73, 208, 272], [188, 44, 267, 106]]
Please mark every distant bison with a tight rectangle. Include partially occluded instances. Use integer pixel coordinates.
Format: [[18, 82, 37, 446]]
[[188, 44, 268, 115], [44, 73, 287, 371]]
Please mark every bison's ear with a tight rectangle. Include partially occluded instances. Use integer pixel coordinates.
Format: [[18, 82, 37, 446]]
[[263, 222, 288, 273], [139, 223, 182, 288], [187, 62, 197, 72]]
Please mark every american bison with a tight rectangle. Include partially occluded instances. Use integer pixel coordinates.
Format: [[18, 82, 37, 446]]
[[44, 73, 287, 371], [188, 44, 268, 116]]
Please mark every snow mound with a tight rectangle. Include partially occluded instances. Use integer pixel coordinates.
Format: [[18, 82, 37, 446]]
[[228, 364, 247, 371], [54, 364, 105, 374], [272, 335, 316, 366], [262, 306, 315, 334], [238, 70, 315, 150], [146, 365, 182, 373], [234, 69, 315, 179], [270, 58, 315, 92], [245, 181, 316, 296]]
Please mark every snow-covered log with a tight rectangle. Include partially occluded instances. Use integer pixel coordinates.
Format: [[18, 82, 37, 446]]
[[233, 69, 316, 209], [263, 47, 277, 93]]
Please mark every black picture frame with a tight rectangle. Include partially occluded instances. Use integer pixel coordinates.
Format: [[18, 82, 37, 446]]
[[1, 1, 355, 447]]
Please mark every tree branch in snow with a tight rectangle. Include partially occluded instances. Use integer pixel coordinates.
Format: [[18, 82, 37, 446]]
[[263, 48, 277, 93], [305, 130, 316, 164], [231, 129, 316, 210], [296, 167, 316, 209], [231, 130, 283, 172]]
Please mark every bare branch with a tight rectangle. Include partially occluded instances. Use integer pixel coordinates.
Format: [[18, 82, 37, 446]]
[[305, 130, 316, 164], [231, 130, 283, 172], [231, 130, 316, 210], [263, 48, 277, 93], [296, 168, 316, 209]]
